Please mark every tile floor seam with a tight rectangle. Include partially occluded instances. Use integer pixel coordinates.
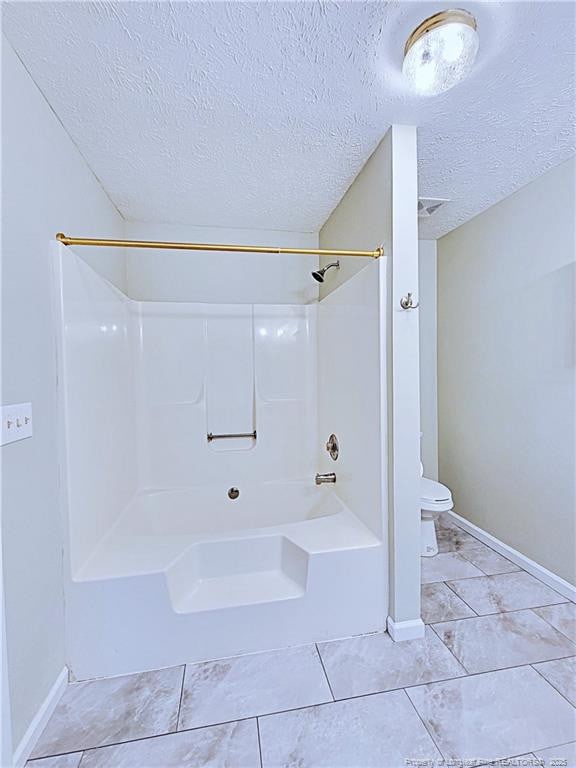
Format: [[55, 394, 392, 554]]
[[535, 738, 576, 752], [43, 721, 262, 768], [29, 717, 259, 763], [452, 550, 492, 577], [431, 605, 576, 636], [175, 664, 186, 731], [421, 552, 486, 583], [402, 685, 447, 761], [441, 577, 481, 616], [426, 571, 487, 584], [430, 614, 576, 676], [328, 668, 469, 702], [256, 717, 263, 768], [532, 606, 576, 643], [455, 568, 568, 600], [29, 750, 85, 763], [444, 599, 572, 619], [529, 731, 576, 755], [427, 621, 476, 676], [456, 546, 521, 577], [78, 747, 95, 766], [421, 581, 476, 624], [314, 642, 336, 702], [323, 660, 576, 702], [442, 573, 570, 616], [530, 662, 576, 710]]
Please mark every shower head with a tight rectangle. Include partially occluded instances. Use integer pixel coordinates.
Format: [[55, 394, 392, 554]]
[[311, 261, 340, 283]]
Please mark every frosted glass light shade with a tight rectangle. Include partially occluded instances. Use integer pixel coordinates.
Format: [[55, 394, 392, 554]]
[[403, 10, 479, 96]]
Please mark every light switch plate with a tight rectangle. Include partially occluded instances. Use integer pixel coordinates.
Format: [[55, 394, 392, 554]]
[[1, 403, 33, 446]]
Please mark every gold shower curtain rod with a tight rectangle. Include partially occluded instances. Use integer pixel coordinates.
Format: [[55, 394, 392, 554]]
[[56, 233, 383, 259]]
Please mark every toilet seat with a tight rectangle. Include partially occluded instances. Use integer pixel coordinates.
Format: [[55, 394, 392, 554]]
[[421, 478, 450, 502], [421, 477, 453, 513]]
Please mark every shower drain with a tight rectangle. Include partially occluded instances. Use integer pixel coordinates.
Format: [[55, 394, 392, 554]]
[[228, 487, 240, 500]]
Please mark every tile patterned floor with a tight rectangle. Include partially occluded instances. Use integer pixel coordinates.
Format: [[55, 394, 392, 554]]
[[534, 656, 576, 706], [534, 602, 576, 641], [27, 514, 576, 768], [445, 570, 568, 615], [178, 645, 332, 730], [432, 609, 576, 673]]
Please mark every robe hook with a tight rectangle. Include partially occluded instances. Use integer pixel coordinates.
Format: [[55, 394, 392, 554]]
[[400, 292, 419, 310]]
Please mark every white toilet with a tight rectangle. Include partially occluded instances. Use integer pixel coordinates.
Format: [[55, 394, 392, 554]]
[[420, 463, 453, 557]]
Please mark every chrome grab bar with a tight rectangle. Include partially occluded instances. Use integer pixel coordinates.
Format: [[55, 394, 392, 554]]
[[207, 431, 257, 442]]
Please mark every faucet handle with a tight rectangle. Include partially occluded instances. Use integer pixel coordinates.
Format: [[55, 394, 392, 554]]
[[315, 472, 337, 485]]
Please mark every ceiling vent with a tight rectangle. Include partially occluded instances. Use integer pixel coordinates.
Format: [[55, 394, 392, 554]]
[[418, 197, 449, 218]]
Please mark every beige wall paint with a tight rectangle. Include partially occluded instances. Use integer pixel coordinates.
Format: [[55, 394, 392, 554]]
[[438, 157, 576, 585], [1, 39, 125, 747], [318, 143, 388, 298]]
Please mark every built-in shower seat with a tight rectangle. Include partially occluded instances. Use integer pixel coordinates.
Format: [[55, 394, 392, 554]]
[[74, 494, 380, 615]]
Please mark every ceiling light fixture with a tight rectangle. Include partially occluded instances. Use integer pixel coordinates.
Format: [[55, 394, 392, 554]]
[[403, 9, 479, 96]]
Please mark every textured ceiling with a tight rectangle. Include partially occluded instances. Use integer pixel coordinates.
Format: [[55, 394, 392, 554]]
[[3, 1, 575, 238]]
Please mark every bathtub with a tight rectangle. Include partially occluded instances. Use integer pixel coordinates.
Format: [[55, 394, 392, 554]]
[[71, 482, 386, 678], [117, 481, 340, 537], [79, 481, 359, 581], [57, 249, 389, 680]]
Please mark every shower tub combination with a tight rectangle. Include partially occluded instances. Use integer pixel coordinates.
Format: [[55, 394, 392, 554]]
[[54, 244, 388, 679]]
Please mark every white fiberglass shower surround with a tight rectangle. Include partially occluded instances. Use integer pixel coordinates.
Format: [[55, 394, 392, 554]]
[[54, 243, 387, 679], [53, 126, 422, 680]]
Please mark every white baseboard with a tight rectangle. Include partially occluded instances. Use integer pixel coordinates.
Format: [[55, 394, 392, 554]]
[[446, 510, 576, 602], [387, 616, 425, 641], [12, 666, 68, 768]]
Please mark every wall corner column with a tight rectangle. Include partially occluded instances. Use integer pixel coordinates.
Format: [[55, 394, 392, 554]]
[[384, 125, 424, 641]]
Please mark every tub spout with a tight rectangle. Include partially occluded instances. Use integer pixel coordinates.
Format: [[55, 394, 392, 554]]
[[315, 472, 336, 485]]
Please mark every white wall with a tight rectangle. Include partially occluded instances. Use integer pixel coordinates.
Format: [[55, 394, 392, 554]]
[[418, 240, 438, 479], [1, 506, 12, 767], [56, 247, 317, 575], [55, 248, 137, 576], [124, 221, 319, 304], [136, 301, 316, 491], [1, 39, 126, 750], [438, 157, 576, 585], [317, 262, 384, 537]]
